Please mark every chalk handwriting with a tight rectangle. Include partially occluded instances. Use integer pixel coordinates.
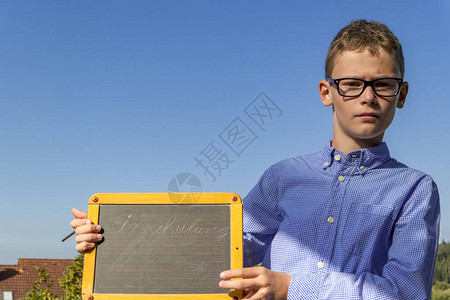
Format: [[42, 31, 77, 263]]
[[111, 215, 230, 241]]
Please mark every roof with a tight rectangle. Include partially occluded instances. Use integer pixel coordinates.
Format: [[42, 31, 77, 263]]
[[0, 258, 75, 299]]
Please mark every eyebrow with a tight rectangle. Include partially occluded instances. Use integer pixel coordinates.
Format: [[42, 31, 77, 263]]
[[333, 75, 397, 79]]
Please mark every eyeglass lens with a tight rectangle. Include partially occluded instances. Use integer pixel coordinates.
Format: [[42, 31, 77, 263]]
[[338, 79, 400, 96]]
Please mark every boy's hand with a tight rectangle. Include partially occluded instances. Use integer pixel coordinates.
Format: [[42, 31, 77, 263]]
[[70, 208, 102, 253], [219, 266, 291, 300]]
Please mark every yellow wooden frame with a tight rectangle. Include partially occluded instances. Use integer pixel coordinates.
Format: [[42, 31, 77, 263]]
[[82, 193, 243, 300]]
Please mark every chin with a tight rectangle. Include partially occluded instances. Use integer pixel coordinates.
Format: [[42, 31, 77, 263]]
[[353, 132, 385, 142], [353, 126, 387, 139]]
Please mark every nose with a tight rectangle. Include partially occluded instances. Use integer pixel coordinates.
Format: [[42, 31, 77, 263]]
[[360, 85, 378, 106]]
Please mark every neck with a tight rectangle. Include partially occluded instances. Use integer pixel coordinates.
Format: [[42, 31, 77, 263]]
[[331, 134, 384, 156]]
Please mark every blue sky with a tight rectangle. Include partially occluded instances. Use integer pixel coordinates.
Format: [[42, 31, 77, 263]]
[[0, 1, 449, 264]]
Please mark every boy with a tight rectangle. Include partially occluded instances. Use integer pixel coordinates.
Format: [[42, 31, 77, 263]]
[[71, 20, 440, 299]]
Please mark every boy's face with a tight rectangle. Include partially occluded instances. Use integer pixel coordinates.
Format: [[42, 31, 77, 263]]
[[319, 48, 408, 150]]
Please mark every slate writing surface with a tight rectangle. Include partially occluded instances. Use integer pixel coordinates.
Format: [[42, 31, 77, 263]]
[[93, 204, 231, 294]]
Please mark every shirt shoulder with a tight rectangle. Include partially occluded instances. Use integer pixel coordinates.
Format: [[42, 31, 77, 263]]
[[265, 151, 324, 180], [380, 157, 436, 184], [272, 150, 322, 167]]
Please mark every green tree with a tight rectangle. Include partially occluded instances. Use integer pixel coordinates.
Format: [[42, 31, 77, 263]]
[[22, 254, 84, 300], [433, 241, 450, 299], [58, 254, 84, 300], [432, 281, 450, 300], [21, 266, 57, 300]]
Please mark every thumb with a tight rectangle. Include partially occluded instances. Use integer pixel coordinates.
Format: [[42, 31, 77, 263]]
[[72, 208, 88, 219]]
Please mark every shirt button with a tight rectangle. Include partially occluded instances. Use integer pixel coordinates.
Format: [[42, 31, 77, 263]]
[[338, 175, 345, 182], [327, 216, 334, 224], [360, 165, 365, 171], [323, 162, 329, 167], [334, 154, 341, 161], [317, 261, 325, 269]]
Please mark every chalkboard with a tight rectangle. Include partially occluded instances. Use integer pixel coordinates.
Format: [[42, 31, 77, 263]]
[[82, 193, 243, 300]]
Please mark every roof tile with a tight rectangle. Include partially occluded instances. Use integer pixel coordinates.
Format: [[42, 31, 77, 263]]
[[0, 258, 76, 299]]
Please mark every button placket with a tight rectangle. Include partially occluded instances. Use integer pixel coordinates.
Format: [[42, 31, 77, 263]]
[[315, 153, 349, 274]]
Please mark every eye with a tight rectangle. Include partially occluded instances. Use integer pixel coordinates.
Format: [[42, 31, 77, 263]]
[[341, 80, 363, 87], [374, 81, 392, 88]]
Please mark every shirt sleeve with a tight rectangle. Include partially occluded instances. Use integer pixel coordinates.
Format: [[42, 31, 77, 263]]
[[243, 166, 284, 267], [288, 176, 440, 300]]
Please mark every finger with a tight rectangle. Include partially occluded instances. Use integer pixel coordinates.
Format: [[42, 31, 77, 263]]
[[72, 208, 88, 219], [75, 241, 96, 253], [220, 267, 265, 279], [71, 218, 92, 229], [75, 224, 102, 235], [219, 278, 261, 290], [76, 233, 103, 244]]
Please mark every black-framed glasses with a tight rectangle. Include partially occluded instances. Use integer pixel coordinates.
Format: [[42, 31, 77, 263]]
[[327, 78, 403, 97]]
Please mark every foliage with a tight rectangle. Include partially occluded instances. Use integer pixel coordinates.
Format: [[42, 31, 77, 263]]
[[21, 266, 57, 300], [432, 285, 450, 300], [21, 254, 83, 300], [58, 254, 84, 300], [434, 241, 450, 283], [432, 241, 450, 299]]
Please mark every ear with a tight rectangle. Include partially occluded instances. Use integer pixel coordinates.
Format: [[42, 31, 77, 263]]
[[319, 80, 333, 107], [396, 81, 408, 109]]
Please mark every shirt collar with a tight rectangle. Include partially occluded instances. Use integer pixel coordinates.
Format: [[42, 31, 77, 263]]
[[321, 140, 391, 172]]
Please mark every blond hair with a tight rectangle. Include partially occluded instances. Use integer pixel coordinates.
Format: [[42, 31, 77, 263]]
[[325, 19, 404, 78]]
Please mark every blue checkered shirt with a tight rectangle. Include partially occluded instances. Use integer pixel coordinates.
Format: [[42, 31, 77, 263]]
[[243, 142, 440, 299]]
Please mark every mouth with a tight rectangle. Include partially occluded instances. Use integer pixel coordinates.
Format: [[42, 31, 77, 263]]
[[358, 113, 379, 117], [357, 113, 379, 121]]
